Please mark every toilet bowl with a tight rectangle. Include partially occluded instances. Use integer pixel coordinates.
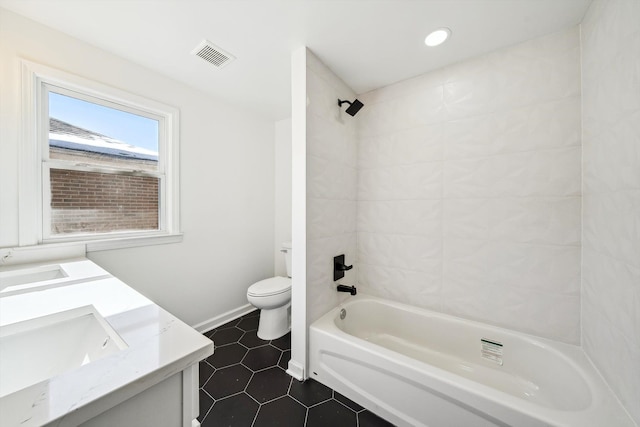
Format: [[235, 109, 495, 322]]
[[247, 242, 292, 340]]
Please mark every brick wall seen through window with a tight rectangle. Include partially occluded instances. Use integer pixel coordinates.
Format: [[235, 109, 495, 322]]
[[50, 168, 159, 234]]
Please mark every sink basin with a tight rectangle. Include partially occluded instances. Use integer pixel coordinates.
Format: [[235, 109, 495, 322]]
[[0, 306, 128, 397], [0, 265, 67, 288], [0, 262, 109, 297]]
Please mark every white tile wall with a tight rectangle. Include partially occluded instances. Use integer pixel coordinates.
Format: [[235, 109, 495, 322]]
[[581, 0, 640, 423], [274, 118, 292, 277], [305, 50, 358, 325], [356, 27, 583, 343]]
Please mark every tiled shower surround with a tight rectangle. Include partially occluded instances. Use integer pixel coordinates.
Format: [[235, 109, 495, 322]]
[[305, 50, 358, 326], [581, 0, 640, 422], [303, 10, 638, 422], [356, 27, 582, 344]]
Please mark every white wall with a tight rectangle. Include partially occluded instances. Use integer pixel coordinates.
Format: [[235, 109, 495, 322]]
[[274, 118, 292, 276], [305, 50, 358, 326], [288, 47, 307, 380], [356, 27, 582, 343], [0, 9, 275, 327], [581, 0, 640, 422]]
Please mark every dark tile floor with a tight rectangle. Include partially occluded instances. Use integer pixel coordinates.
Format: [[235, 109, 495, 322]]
[[198, 310, 395, 427]]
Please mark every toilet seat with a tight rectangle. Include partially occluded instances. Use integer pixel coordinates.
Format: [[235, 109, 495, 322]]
[[247, 277, 291, 297]]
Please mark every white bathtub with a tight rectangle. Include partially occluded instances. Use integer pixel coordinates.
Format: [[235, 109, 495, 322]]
[[309, 295, 635, 427]]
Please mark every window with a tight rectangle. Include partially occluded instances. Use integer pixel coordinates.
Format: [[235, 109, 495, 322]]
[[21, 61, 180, 250]]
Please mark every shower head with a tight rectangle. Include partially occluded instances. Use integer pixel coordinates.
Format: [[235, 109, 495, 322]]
[[338, 98, 364, 116]]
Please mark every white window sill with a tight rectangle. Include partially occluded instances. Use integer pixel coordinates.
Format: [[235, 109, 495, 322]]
[[39, 232, 184, 253], [85, 233, 183, 252], [1, 234, 183, 267]]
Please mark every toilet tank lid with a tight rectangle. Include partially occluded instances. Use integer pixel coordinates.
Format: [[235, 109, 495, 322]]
[[282, 241, 292, 250], [248, 276, 291, 297]]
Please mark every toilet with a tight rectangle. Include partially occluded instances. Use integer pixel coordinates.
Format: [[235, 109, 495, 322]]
[[247, 242, 292, 340]]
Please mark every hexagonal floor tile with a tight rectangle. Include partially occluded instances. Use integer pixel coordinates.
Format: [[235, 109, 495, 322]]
[[289, 379, 332, 407], [243, 345, 282, 371], [201, 393, 258, 427], [206, 319, 241, 338], [204, 364, 253, 399], [236, 316, 260, 332], [199, 360, 215, 385], [239, 330, 270, 349], [253, 395, 307, 427], [212, 327, 243, 346], [246, 367, 291, 403], [198, 313, 381, 427], [306, 399, 356, 427], [334, 391, 364, 411], [207, 343, 247, 368], [358, 410, 395, 427], [270, 332, 291, 350], [198, 389, 214, 421], [278, 350, 290, 370]]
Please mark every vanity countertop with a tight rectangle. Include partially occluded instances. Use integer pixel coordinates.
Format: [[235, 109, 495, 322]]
[[0, 258, 213, 427]]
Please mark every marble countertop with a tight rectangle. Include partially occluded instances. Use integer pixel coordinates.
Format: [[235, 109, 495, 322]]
[[0, 258, 213, 427]]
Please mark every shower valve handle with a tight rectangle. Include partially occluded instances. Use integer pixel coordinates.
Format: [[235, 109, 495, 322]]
[[334, 254, 353, 281]]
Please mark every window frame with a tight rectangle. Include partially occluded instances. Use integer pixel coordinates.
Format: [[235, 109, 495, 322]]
[[20, 60, 181, 251]]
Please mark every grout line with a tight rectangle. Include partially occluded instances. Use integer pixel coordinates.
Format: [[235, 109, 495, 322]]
[[213, 340, 244, 349], [250, 364, 280, 373], [357, 143, 582, 170], [357, 231, 581, 248], [249, 398, 261, 427], [288, 394, 309, 408], [305, 397, 332, 409], [287, 376, 293, 395], [244, 371, 255, 393], [199, 389, 216, 422], [358, 94, 581, 135], [246, 390, 261, 406], [357, 194, 582, 202], [214, 390, 246, 402], [258, 394, 283, 405], [333, 396, 359, 413]]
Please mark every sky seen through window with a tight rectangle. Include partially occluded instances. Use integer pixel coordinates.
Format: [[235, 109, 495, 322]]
[[49, 92, 159, 153]]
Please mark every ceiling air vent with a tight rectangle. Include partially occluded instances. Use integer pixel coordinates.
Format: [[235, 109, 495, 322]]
[[191, 40, 235, 69]]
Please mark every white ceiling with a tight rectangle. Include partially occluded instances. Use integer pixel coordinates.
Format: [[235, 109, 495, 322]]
[[0, 0, 592, 120]]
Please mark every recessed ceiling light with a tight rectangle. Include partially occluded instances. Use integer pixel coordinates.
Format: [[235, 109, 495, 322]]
[[424, 28, 451, 47]]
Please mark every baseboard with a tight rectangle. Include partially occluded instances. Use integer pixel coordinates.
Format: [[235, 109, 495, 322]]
[[286, 359, 305, 381], [193, 303, 255, 334]]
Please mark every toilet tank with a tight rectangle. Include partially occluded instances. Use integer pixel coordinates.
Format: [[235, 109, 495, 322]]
[[282, 242, 292, 278]]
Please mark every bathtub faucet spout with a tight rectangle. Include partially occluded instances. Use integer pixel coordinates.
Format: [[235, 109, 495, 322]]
[[337, 284, 357, 296]]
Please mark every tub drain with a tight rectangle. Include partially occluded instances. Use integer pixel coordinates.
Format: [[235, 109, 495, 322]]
[[340, 309, 346, 320]]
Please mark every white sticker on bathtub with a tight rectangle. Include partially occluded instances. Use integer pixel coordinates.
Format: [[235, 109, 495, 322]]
[[481, 339, 503, 366]]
